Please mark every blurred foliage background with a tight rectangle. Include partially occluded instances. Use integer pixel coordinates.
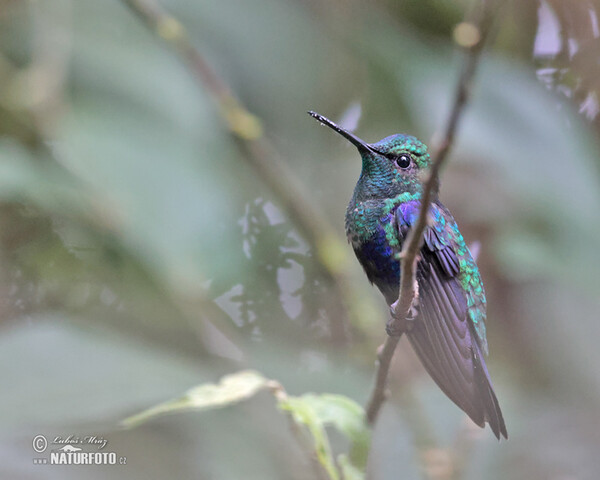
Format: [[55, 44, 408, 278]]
[[1, 0, 600, 478]]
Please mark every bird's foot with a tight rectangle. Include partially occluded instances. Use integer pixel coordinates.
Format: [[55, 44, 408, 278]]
[[387, 295, 420, 336], [406, 300, 420, 322], [385, 318, 405, 337]]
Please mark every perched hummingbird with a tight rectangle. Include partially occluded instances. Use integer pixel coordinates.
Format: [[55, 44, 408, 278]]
[[309, 111, 507, 439]]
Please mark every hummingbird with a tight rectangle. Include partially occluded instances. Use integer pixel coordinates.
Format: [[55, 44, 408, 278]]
[[309, 111, 507, 439]]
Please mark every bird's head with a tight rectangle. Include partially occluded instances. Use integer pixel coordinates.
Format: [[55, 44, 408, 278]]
[[309, 111, 432, 201]]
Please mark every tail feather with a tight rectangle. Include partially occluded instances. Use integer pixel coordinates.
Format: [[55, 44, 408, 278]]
[[472, 341, 508, 439], [407, 324, 507, 439], [404, 256, 508, 439]]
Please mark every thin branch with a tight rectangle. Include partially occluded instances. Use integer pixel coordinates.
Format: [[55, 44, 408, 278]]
[[121, 0, 379, 343], [28, 0, 72, 136], [365, 335, 400, 422], [365, 0, 498, 426]]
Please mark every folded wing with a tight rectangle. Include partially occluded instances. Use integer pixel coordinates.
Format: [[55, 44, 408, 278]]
[[396, 202, 507, 439]]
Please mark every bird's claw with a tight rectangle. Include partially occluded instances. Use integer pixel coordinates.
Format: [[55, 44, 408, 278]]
[[406, 302, 419, 322], [387, 297, 419, 336], [385, 319, 405, 336]]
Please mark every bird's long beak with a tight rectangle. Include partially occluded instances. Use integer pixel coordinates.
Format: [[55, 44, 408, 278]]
[[308, 111, 373, 153]]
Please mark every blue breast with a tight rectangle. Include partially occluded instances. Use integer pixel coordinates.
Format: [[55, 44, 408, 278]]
[[354, 218, 401, 302]]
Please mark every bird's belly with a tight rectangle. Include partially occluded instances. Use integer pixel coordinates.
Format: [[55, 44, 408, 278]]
[[353, 226, 401, 304]]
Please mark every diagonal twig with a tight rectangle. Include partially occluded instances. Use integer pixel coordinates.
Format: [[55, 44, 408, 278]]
[[121, 0, 380, 342], [365, 0, 498, 426]]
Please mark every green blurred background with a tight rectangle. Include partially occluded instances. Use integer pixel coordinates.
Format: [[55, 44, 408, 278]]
[[1, 0, 600, 478]]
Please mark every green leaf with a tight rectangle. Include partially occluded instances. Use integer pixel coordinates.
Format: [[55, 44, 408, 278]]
[[278, 394, 370, 479], [279, 396, 340, 480], [298, 394, 370, 468], [122, 370, 269, 428], [337, 454, 365, 480], [123, 369, 369, 479]]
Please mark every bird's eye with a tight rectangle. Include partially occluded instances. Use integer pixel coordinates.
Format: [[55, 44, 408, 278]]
[[394, 154, 411, 169]]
